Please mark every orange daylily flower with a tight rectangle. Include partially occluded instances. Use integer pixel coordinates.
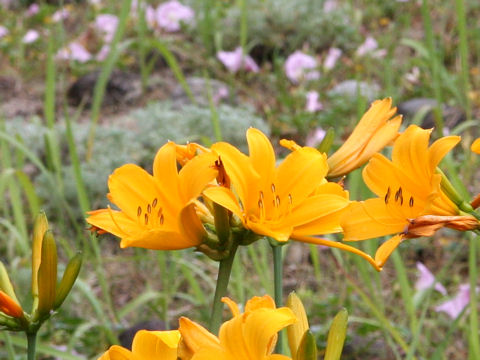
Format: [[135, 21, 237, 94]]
[[0, 290, 24, 319], [98, 330, 180, 360], [326, 98, 402, 178], [179, 295, 296, 360], [204, 128, 385, 269], [86, 142, 218, 250], [341, 125, 479, 267], [471, 138, 480, 154], [205, 128, 383, 270], [204, 128, 350, 242]]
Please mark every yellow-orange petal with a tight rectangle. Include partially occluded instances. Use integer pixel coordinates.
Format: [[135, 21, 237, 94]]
[[131, 330, 180, 360], [107, 164, 167, 220], [211, 142, 261, 213], [283, 193, 349, 229], [179, 317, 220, 360], [153, 142, 181, 198], [471, 138, 480, 154], [244, 295, 276, 313], [246, 128, 276, 189], [429, 135, 461, 169], [276, 147, 328, 208], [222, 296, 241, 317], [203, 186, 245, 221], [374, 234, 404, 268], [341, 199, 407, 241], [178, 151, 218, 202], [327, 98, 401, 177], [247, 221, 293, 242], [98, 345, 132, 360]]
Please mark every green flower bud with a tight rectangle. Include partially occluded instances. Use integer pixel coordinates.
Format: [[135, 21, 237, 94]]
[[36, 230, 57, 318], [32, 212, 49, 300], [324, 308, 348, 360], [295, 330, 317, 360], [54, 253, 82, 309], [0, 261, 19, 304]]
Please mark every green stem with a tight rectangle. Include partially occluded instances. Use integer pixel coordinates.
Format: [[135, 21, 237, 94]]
[[272, 243, 284, 354], [469, 234, 479, 359], [209, 243, 238, 335], [27, 332, 37, 360]]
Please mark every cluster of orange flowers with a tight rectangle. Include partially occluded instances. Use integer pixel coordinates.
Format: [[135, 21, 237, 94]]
[[99, 293, 347, 360], [86, 98, 480, 271], [83, 97, 480, 359]]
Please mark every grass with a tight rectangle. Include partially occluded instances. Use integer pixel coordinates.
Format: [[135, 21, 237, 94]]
[[0, 0, 479, 358]]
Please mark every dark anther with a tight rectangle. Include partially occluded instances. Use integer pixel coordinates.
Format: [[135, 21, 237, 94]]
[[384, 187, 391, 204], [395, 187, 403, 202], [409, 196, 414, 207], [160, 214, 164, 225], [147, 204, 152, 213], [152, 198, 158, 208], [144, 213, 149, 225], [137, 206, 142, 216]]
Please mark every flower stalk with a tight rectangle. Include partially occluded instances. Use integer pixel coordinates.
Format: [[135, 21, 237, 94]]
[[271, 241, 285, 354], [209, 243, 238, 335]]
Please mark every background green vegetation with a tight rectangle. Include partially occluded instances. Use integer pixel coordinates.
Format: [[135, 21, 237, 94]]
[[0, 0, 479, 358]]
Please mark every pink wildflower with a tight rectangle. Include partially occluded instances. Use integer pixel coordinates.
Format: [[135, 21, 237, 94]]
[[52, 8, 70, 22], [435, 284, 474, 319], [284, 50, 319, 83], [0, 26, 8, 39], [95, 14, 118, 43], [356, 36, 386, 58], [96, 45, 110, 61], [213, 86, 229, 104], [26, 3, 40, 17], [217, 47, 259, 73], [156, 0, 194, 32], [405, 66, 420, 84], [415, 262, 447, 295], [56, 42, 92, 63], [145, 5, 157, 29], [323, 0, 338, 12], [305, 91, 323, 113], [22, 29, 39, 44], [324, 47, 342, 70], [305, 127, 326, 148]]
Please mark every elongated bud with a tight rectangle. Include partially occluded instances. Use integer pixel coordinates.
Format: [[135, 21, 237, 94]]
[[295, 330, 317, 360], [0, 261, 19, 304], [317, 127, 335, 154], [324, 308, 348, 360], [36, 230, 57, 318], [287, 292, 309, 360], [437, 168, 474, 213], [32, 212, 49, 299], [54, 253, 82, 309], [0, 290, 24, 319]]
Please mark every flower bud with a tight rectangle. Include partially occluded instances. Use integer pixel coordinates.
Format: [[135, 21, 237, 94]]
[[32, 212, 49, 300], [0, 290, 24, 319], [317, 127, 335, 154], [0, 261, 19, 304], [54, 253, 82, 309], [324, 308, 348, 360], [295, 330, 317, 360], [36, 230, 57, 318], [287, 292, 309, 360]]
